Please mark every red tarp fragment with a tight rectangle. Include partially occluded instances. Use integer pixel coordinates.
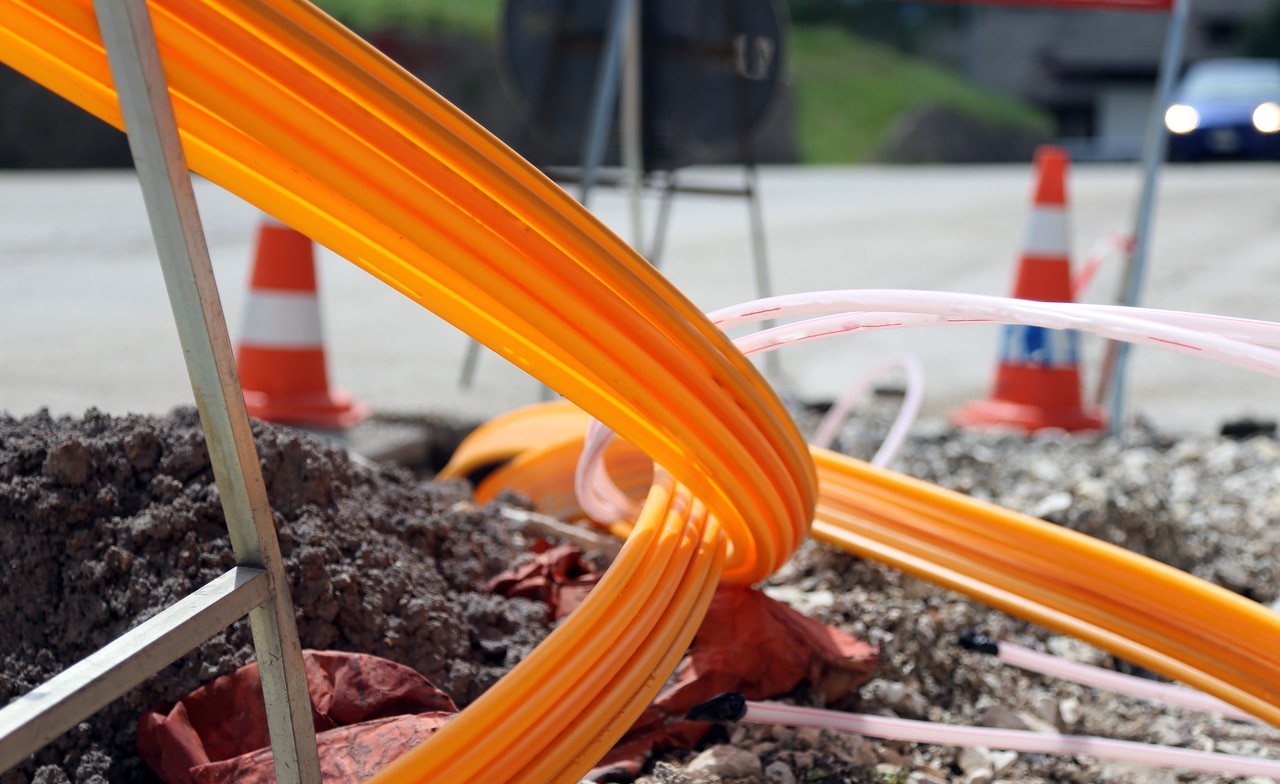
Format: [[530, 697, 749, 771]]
[[584, 586, 881, 780], [485, 541, 603, 619], [137, 650, 456, 784], [143, 544, 878, 784], [487, 546, 880, 782]]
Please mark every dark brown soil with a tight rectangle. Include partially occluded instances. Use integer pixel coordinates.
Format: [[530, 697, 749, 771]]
[[0, 407, 550, 784]]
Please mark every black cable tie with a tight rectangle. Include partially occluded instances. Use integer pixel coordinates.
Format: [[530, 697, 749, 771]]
[[958, 629, 1000, 655], [685, 691, 748, 722]]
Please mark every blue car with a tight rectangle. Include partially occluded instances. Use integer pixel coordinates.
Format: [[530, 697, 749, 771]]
[[1164, 58, 1280, 161]]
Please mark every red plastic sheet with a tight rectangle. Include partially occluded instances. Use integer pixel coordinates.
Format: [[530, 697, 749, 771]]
[[137, 650, 457, 784], [584, 586, 881, 780], [486, 548, 880, 781], [486, 542, 604, 620]]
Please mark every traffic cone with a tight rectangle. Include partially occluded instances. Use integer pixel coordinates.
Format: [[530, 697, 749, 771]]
[[952, 146, 1105, 433], [234, 217, 369, 429]]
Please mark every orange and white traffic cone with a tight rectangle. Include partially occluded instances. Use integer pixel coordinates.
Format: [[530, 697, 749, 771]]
[[952, 146, 1105, 433], [234, 217, 369, 430]]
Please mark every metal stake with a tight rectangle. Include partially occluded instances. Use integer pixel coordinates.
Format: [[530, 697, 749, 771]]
[[1097, 0, 1191, 434], [92, 1, 320, 781]]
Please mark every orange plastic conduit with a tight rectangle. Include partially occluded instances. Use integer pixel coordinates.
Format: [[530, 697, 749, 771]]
[[0, 1, 813, 781], [452, 404, 1280, 728], [0, 0, 814, 583], [810, 447, 1280, 726]]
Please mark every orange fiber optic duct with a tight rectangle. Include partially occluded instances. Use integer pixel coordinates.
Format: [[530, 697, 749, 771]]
[[455, 403, 1280, 729], [0, 1, 813, 782]]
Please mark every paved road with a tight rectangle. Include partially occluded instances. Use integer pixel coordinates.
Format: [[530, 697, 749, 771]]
[[2, 162, 1278, 437]]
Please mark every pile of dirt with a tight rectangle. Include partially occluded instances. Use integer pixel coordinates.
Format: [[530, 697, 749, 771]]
[[0, 407, 550, 784]]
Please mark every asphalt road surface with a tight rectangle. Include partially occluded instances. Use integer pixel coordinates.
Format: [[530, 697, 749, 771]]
[[2, 162, 1278, 437]]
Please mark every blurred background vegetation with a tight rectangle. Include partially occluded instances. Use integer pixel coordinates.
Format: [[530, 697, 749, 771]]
[[304, 0, 1280, 163], [310, 0, 1052, 163]]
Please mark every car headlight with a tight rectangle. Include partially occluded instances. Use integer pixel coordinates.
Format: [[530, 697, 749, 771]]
[[1253, 102, 1280, 133], [1164, 104, 1200, 134]]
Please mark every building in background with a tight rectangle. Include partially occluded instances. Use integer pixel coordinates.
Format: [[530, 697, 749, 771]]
[[928, 0, 1273, 158]]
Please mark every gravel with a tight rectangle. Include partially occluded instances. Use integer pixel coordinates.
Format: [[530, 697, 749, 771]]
[[639, 404, 1280, 784]]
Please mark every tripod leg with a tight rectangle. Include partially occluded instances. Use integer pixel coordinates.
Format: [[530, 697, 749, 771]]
[[745, 163, 781, 377], [648, 173, 677, 266], [459, 338, 482, 389]]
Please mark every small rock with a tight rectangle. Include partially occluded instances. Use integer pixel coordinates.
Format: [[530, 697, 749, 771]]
[[875, 680, 930, 719], [956, 746, 993, 774], [1016, 711, 1061, 735], [1058, 697, 1082, 727], [650, 762, 694, 784], [978, 704, 1029, 731], [873, 763, 907, 781], [760, 585, 834, 616], [989, 749, 1017, 774], [901, 575, 935, 601], [1215, 557, 1253, 593], [963, 767, 994, 784], [837, 733, 879, 767], [1031, 490, 1073, 520], [1046, 635, 1105, 666], [1030, 692, 1062, 730], [685, 745, 762, 780], [1099, 761, 1178, 783], [42, 439, 92, 486], [763, 760, 795, 784]]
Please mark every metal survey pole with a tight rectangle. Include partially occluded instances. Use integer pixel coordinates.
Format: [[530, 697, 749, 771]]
[[1097, 0, 1191, 434], [579, 0, 635, 208], [92, 2, 321, 781], [621, 0, 646, 249]]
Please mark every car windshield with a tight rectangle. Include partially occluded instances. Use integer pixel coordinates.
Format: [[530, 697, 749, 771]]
[[1180, 62, 1280, 102]]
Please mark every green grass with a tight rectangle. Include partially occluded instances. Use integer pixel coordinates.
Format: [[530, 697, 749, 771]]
[[311, 0, 501, 37], [307, 2, 1052, 164], [786, 24, 1053, 163]]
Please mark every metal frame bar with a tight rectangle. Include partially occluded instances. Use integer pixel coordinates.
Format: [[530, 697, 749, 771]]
[[0, 2, 321, 781], [0, 568, 268, 772]]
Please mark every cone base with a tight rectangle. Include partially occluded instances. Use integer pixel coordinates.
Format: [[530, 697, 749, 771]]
[[951, 398, 1106, 434], [243, 388, 371, 430]]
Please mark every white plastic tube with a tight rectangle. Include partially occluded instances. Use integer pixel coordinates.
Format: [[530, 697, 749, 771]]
[[989, 640, 1262, 724], [574, 290, 1280, 523], [575, 418, 642, 523], [712, 291, 1280, 378], [744, 701, 1280, 777], [809, 353, 925, 469]]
